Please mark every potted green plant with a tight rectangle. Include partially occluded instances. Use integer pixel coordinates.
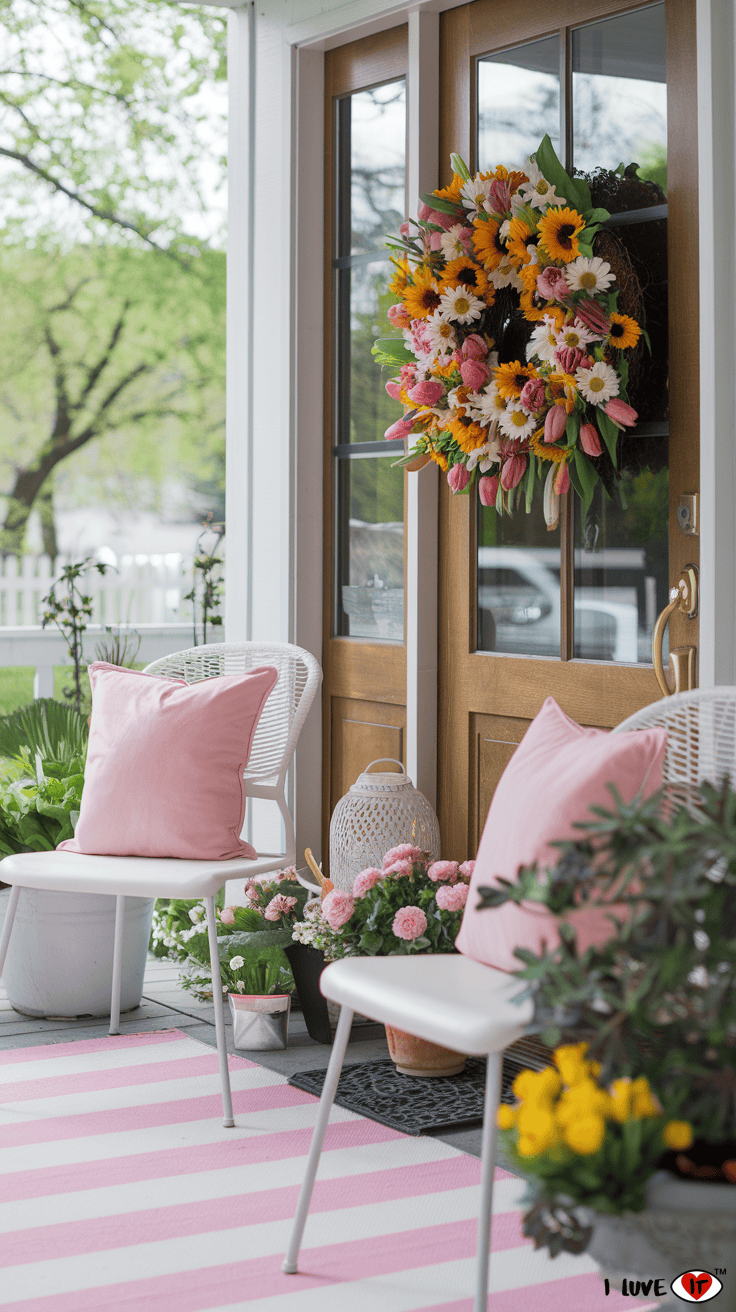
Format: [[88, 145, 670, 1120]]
[[475, 780, 736, 1301], [291, 845, 473, 1074]]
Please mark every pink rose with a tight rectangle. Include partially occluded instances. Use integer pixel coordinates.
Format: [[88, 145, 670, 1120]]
[[554, 346, 586, 375], [574, 300, 609, 334], [435, 883, 469, 912], [353, 867, 384, 898], [487, 178, 511, 214], [447, 464, 470, 494], [500, 454, 527, 490], [264, 894, 297, 921], [385, 379, 402, 401], [321, 889, 355, 930], [387, 303, 410, 330], [408, 379, 445, 406], [459, 333, 487, 362], [478, 475, 499, 507], [382, 844, 422, 868], [384, 416, 416, 442], [392, 905, 428, 941], [544, 403, 567, 444], [459, 358, 491, 391], [519, 377, 546, 412], [218, 906, 236, 925], [427, 859, 459, 883], [580, 422, 602, 457], [604, 398, 638, 429], [536, 266, 569, 301], [458, 860, 475, 881], [383, 859, 413, 878]]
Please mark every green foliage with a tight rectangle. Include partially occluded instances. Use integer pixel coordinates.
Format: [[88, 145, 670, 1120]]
[[183, 516, 224, 646], [92, 626, 141, 668], [0, 697, 87, 761], [0, 752, 85, 851], [41, 557, 111, 712], [476, 780, 736, 1141]]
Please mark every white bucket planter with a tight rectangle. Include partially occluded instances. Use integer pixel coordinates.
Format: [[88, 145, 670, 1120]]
[[582, 1171, 736, 1310], [2, 888, 154, 1018], [228, 993, 290, 1050]]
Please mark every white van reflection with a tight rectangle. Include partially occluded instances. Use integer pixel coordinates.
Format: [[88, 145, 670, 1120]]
[[478, 547, 641, 663]]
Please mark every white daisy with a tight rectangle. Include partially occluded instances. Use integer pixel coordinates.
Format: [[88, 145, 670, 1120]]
[[499, 401, 536, 441], [527, 315, 560, 364], [489, 257, 523, 291], [460, 177, 491, 215], [565, 256, 615, 294], [440, 223, 472, 262], [522, 178, 566, 210], [556, 321, 597, 352], [425, 309, 457, 357], [575, 360, 620, 405], [439, 283, 485, 324], [467, 436, 501, 470], [474, 382, 507, 425]]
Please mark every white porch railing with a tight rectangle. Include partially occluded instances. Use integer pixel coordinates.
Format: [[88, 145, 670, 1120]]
[[0, 554, 195, 627]]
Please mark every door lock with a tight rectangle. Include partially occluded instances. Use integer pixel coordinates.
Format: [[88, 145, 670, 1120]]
[[676, 493, 698, 536]]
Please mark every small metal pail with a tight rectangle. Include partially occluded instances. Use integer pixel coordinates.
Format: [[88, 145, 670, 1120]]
[[228, 993, 291, 1050]]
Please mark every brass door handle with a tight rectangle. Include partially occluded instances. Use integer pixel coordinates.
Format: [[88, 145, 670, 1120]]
[[652, 565, 698, 697]]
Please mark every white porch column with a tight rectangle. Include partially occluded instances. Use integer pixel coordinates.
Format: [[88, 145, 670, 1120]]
[[406, 9, 440, 806], [697, 0, 736, 686]]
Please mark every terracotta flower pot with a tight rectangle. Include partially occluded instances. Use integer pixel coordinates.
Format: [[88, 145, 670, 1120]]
[[384, 1024, 466, 1077]]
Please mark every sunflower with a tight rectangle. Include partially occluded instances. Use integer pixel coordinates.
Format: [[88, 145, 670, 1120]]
[[506, 217, 536, 268], [429, 446, 450, 472], [443, 256, 491, 301], [530, 429, 569, 463], [607, 312, 642, 350], [403, 269, 444, 320], [389, 256, 411, 295], [537, 207, 586, 264], [434, 174, 464, 205], [520, 286, 548, 323], [448, 415, 488, 453], [495, 360, 537, 400], [473, 216, 507, 271]]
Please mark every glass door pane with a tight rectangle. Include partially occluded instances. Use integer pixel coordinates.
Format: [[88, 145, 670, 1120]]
[[477, 37, 560, 168]]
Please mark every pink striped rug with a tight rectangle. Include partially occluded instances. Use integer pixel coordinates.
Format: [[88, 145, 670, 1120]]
[[0, 1029, 649, 1311]]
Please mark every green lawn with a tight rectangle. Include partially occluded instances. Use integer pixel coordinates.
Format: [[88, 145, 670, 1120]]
[[0, 668, 89, 715]]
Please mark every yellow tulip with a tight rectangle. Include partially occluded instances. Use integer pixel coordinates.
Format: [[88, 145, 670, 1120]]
[[496, 1103, 517, 1130], [608, 1077, 634, 1123], [663, 1120, 694, 1151], [517, 1106, 558, 1154], [563, 1114, 606, 1155], [554, 1043, 591, 1088], [555, 1078, 610, 1126]]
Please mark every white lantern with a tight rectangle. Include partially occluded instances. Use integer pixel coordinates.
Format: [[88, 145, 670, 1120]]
[[329, 759, 441, 891]]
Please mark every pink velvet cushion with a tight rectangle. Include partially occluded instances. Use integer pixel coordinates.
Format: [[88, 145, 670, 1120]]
[[59, 661, 279, 860], [455, 697, 667, 971]]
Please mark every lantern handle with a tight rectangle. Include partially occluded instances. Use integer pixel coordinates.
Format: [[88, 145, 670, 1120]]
[[364, 758, 406, 775]]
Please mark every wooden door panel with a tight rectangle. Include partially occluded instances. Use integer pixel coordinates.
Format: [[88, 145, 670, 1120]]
[[330, 696, 406, 816], [471, 712, 530, 849]]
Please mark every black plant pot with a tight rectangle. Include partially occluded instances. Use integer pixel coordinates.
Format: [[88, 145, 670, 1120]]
[[284, 943, 332, 1044]]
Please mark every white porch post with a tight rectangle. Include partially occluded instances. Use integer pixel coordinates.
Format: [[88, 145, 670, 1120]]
[[697, 0, 736, 687], [406, 9, 440, 808]]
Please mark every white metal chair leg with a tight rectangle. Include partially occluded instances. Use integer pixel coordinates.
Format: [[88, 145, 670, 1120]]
[[109, 895, 125, 1035], [475, 1051, 503, 1312], [0, 885, 20, 976], [206, 896, 235, 1128], [283, 1003, 354, 1273]]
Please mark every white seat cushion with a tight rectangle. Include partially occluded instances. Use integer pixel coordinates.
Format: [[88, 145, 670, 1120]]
[[0, 849, 287, 899], [320, 955, 533, 1056]]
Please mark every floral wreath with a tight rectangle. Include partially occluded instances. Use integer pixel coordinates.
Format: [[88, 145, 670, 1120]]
[[374, 136, 647, 525]]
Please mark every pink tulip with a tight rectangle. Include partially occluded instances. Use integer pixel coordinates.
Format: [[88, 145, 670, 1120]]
[[519, 377, 546, 412], [478, 474, 499, 507], [580, 422, 602, 457], [555, 346, 586, 375], [487, 178, 511, 214], [447, 464, 470, 493], [384, 416, 416, 442], [399, 221, 410, 237], [604, 398, 638, 429], [417, 201, 433, 223], [459, 333, 487, 361], [500, 454, 527, 490], [554, 463, 571, 495], [459, 358, 491, 391], [385, 379, 402, 400], [407, 379, 444, 406], [399, 363, 417, 386], [537, 266, 569, 301], [544, 403, 567, 444], [575, 300, 610, 334]]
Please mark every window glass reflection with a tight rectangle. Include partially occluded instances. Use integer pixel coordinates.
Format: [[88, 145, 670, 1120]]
[[349, 81, 406, 256], [477, 37, 560, 169], [336, 262, 399, 444], [572, 4, 667, 192], [477, 497, 561, 657], [338, 458, 404, 640]]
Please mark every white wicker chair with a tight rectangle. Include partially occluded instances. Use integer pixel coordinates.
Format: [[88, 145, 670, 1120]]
[[613, 686, 736, 804], [0, 641, 321, 1127]]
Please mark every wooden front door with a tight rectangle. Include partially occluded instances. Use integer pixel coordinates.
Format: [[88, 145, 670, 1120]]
[[437, 0, 699, 857]]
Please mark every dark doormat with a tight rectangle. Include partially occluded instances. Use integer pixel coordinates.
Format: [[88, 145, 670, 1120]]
[[287, 1041, 551, 1136]]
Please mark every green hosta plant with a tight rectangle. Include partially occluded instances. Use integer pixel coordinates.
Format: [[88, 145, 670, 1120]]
[[0, 753, 85, 850]]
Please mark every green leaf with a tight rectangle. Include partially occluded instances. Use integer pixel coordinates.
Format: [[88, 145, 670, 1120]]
[[0, 700, 87, 764], [584, 207, 611, 226], [449, 154, 471, 181], [567, 460, 584, 502], [535, 135, 591, 213], [372, 338, 414, 365], [418, 192, 462, 216], [596, 408, 620, 466], [572, 448, 599, 512], [565, 411, 580, 448]]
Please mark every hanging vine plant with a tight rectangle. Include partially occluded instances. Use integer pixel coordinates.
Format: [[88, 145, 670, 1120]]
[[374, 135, 664, 527]]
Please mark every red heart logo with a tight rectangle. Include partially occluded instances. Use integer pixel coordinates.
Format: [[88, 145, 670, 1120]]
[[681, 1273, 713, 1300]]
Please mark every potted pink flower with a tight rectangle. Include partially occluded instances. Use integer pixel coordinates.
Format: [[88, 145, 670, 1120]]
[[291, 846, 473, 1075]]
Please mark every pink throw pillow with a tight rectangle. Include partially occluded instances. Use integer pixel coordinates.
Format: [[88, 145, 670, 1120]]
[[455, 697, 667, 971], [59, 662, 278, 860]]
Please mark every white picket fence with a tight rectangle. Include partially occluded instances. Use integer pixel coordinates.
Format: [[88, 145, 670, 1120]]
[[0, 554, 196, 628]]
